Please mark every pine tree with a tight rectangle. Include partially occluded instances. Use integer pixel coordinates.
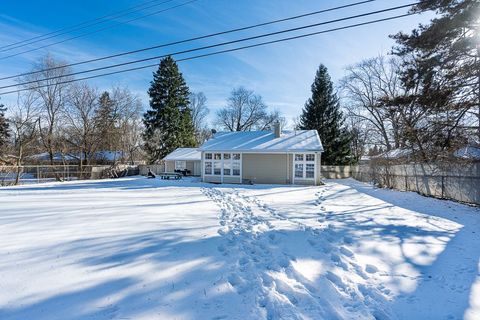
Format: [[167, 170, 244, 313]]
[[0, 104, 10, 154], [299, 64, 351, 165], [392, 0, 480, 143], [95, 91, 117, 151], [143, 56, 195, 162]]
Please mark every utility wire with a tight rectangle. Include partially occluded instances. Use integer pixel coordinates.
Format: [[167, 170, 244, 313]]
[[0, 2, 415, 86], [0, 0, 175, 51], [0, 0, 376, 81], [0, 12, 418, 96], [0, 0, 177, 53], [0, 0, 198, 60]]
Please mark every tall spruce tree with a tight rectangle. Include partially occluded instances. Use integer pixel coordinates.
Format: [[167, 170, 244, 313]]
[[143, 56, 195, 162], [0, 104, 10, 154], [95, 91, 117, 151], [299, 65, 352, 165]]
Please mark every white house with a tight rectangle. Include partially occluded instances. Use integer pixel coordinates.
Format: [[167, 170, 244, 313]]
[[199, 123, 323, 185]]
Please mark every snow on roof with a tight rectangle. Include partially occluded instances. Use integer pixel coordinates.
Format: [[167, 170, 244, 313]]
[[374, 148, 412, 159], [163, 148, 201, 161], [29, 151, 124, 161], [199, 130, 323, 153], [454, 146, 480, 160]]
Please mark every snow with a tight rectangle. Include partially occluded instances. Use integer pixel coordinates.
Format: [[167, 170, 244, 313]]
[[0, 177, 479, 319], [454, 146, 480, 160], [200, 130, 323, 152], [163, 148, 201, 161]]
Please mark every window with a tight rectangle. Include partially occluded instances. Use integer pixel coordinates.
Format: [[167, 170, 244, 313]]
[[175, 161, 186, 170], [293, 153, 316, 180], [204, 162, 212, 175], [204, 153, 241, 178], [306, 164, 315, 178], [223, 161, 231, 176], [214, 162, 222, 175], [295, 164, 303, 178], [232, 162, 240, 176]]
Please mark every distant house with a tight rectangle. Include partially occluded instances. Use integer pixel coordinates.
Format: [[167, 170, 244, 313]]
[[163, 148, 201, 176], [28, 151, 124, 164], [199, 123, 323, 185]]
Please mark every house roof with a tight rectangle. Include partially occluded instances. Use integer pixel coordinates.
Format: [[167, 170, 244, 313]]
[[163, 148, 201, 161], [199, 130, 323, 153], [28, 151, 124, 162], [454, 146, 480, 160]]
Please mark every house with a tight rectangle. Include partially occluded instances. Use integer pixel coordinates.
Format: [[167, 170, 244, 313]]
[[199, 123, 323, 185], [163, 148, 202, 176]]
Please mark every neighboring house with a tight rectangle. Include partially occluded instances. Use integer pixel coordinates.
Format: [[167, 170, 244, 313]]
[[27, 151, 124, 164], [199, 123, 323, 185], [163, 148, 202, 176]]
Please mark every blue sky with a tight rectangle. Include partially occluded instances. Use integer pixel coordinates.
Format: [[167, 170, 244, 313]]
[[0, 0, 432, 127]]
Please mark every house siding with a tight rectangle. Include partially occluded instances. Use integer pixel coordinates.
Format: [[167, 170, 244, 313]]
[[242, 153, 291, 184]]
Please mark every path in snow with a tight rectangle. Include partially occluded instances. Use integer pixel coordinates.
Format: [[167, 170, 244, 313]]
[[202, 186, 392, 319]]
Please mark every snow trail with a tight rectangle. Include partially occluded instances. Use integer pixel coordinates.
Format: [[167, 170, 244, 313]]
[[202, 186, 393, 319]]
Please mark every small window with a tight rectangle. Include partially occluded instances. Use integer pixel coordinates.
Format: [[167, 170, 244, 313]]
[[204, 162, 212, 175], [205, 153, 212, 160], [306, 154, 315, 162], [233, 153, 241, 160], [295, 163, 303, 178], [214, 153, 222, 160], [223, 161, 231, 176], [214, 162, 222, 175], [295, 154, 304, 161], [232, 162, 240, 176], [223, 153, 231, 160], [175, 160, 186, 170], [306, 163, 315, 178]]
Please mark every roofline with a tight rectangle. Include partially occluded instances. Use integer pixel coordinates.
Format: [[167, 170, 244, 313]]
[[163, 158, 201, 161], [198, 149, 324, 153]]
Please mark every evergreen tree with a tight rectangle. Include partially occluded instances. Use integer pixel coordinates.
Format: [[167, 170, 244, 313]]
[[143, 56, 195, 162], [95, 91, 118, 151], [299, 65, 351, 165], [0, 104, 10, 154], [392, 0, 480, 143]]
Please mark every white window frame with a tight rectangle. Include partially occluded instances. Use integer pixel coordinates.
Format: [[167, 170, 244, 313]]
[[175, 160, 186, 170], [203, 152, 242, 183], [292, 153, 316, 183]]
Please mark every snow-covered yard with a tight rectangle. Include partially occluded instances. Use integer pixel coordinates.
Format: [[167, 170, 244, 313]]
[[0, 177, 479, 320]]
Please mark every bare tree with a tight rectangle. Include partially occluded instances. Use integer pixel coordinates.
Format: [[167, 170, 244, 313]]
[[216, 87, 281, 131], [8, 92, 40, 185], [110, 87, 143, 164], [189, 92, 210, 144], [21, 54, 72, 180], [64, 83, 99, 173], [340, 56, 403, 150]]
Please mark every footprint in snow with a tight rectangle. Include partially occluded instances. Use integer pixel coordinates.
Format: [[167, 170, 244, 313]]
[[339, 247, 354, 258], [365, 264, 379, 274]]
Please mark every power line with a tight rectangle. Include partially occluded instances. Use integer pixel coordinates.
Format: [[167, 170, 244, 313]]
[[0, 12, 418, 96], [0, 0, 177, 52], [0, 2, 415, 86], [0, 0, 198, 60], [0, 0, 377, 81]]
